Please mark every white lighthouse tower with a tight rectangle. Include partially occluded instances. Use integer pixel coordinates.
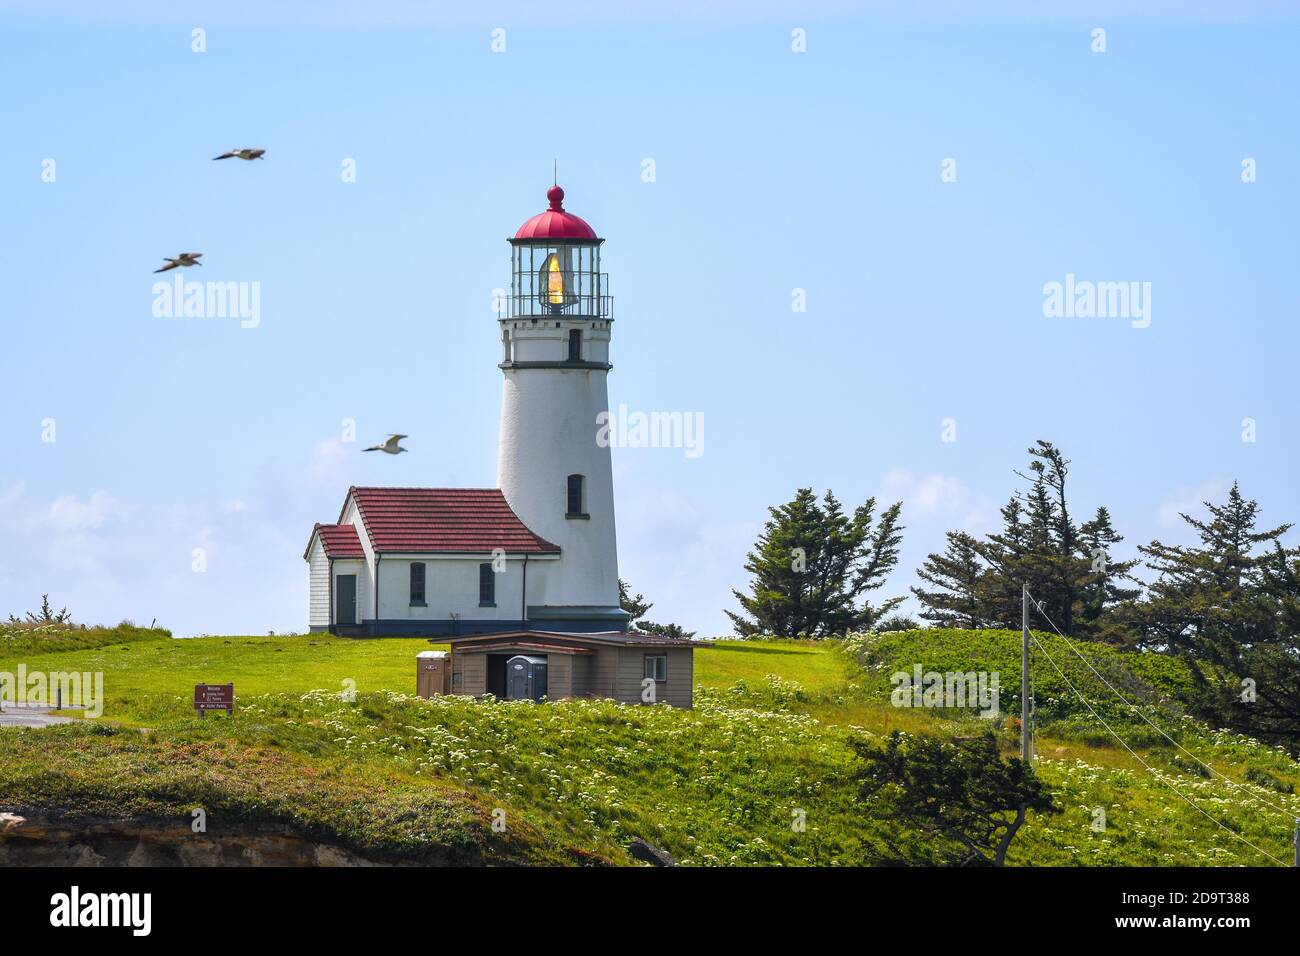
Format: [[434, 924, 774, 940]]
[[497, 184, 629, 631]]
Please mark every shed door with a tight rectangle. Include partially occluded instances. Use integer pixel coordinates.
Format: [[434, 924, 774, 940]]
[[335, 574, 357, 625], [507, 660, 530, 700]]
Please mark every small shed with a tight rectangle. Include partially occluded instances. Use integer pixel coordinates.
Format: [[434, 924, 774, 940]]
[[416, 650, 451, 698], [444, 630, 703, 708]]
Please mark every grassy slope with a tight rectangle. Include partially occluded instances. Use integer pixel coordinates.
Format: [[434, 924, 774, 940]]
[[7, 633, 432, 723], [0, 623, 171, 658], [2, 629, 1298, 866]]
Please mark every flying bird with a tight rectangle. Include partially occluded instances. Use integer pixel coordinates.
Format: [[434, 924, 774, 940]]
[[364, 434, 408, 455], [154, 253, 203, 273], [213, 148, 266, 161]]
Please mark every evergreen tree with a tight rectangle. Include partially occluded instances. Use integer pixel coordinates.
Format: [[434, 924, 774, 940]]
[[619, 578, 696, 640], [911, 531, 987, 628], [728, 488, 904, 637], [974, 498, 1034, 628], [913, 441, 1134, 638], [853, 497, 906, 632], [1134, 482, 1292, 661], [1014, 441, 1080, 634], [618, 579, 651, 622], [1187, 542, 1300, 753], [853, 731, 1060, 867], [1076, 506, 1140, 639]]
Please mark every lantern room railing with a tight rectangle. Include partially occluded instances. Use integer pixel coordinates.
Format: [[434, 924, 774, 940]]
[[496, 291, 613, 321]]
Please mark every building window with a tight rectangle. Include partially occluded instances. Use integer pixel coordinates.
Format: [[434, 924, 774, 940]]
[[479, 562, 496, 607], [644, 654, 667, 682], [410, 562, 426, 606], [567, 328, 582, 362], [566, 474, 587, 518]]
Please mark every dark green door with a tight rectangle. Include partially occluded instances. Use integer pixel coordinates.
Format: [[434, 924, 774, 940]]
[[335, 574, 357, 626]]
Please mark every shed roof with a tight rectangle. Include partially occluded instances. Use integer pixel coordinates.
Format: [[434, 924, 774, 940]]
[[452, 641, 596, 656], [442, 629, 703, 649]]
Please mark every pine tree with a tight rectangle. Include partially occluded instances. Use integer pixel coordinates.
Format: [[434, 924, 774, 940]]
[[1015, 441, 1080, 634], [619, 579, 696, 639], [1189, 542, 1300, 753], [914, 440, 1133, 638], [1134, 482, 1292, 660], [852, 498, 906, 632], [1077, 506, 1140, 639], [728, 488, 904, 637], [853, 731, 1060, 866], [975, 498, 1033, 628], [911, 531, 987, 628], [618, 579, 652, 622]]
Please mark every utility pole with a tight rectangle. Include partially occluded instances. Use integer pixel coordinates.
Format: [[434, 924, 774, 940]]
[[1022, 584, 1031, 762], [1029, 678, 1036, 763], [1294, 819, 1298, 867]]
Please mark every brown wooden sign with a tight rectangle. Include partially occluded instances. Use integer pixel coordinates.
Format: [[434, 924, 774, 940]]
[[194, 683, 234, 718]]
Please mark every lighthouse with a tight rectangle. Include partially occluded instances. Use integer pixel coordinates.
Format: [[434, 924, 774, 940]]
[[497, 184, 628, 631], [305, 183, 634, 639]]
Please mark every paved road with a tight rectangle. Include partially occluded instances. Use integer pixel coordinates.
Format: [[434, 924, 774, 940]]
[[0, 705, 76, 728]]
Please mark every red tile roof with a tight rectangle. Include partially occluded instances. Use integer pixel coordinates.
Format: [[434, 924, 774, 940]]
[[342, 487, 560, 555], [305, 522, 365, 560]]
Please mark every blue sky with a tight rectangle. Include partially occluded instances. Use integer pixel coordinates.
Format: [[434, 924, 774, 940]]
[[2, 2, 1298, 636]]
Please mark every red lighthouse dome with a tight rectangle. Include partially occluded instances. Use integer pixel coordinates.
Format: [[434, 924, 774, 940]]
[[513, 184, 599, 241]]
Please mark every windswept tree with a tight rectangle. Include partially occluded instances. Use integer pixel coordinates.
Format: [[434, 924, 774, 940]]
[[911, 531, 987, 629], [1132, 482, 1293, 661], [1171, 541, 1300, 754], [1014, 441, 1081, 634], [975, 498, 1035, 628], [913, 441, 1135, 638], [1231, 544, 1300, 747], [727, 488, 904, 638], [618, 579, 696, 640], [6, 594, 73, 629], [1077, 506, 1140, 638], [853, 731, 1060, 866]]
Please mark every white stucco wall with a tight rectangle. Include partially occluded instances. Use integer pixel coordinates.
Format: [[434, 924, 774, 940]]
[[497, 323, 620, 611], [374, 555, 556, 621]]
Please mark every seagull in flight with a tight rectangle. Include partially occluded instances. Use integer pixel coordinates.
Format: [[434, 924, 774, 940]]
[[154, 253, 203, 273], [364, 434, 408, 455], [213, 148, 266, 161]]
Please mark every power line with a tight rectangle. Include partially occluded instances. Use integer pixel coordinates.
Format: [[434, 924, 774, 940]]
[[1025, 588, 1298, 819], [1025, 625, 1288, 867]]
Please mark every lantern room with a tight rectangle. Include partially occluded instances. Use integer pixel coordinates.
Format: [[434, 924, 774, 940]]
[[505, 185, 612, 321]]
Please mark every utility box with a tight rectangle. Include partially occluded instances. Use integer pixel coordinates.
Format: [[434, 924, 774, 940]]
[[506, 654, 548, 701], [416, 650, 451, 698]]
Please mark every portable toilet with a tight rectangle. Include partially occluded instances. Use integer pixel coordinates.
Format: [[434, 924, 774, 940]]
[[416, 650, 451, 698], [506, 655, 548, 701]]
